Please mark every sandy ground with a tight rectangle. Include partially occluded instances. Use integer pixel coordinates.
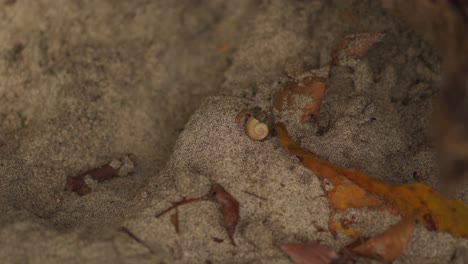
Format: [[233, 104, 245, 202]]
[[0, 0, 467, 263]]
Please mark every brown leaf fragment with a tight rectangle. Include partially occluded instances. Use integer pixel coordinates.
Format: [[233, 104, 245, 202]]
[[348, 214, 415, 262], [331, 32, 385, 65], [273, 67, 328, 125], [281, 243, 340, 264], [65, 154, 135, 196], [207, 184, 240, 246]]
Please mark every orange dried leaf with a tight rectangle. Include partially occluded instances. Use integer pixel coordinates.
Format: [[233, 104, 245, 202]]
[[349, 214, 415, 262], [281, 243, 339, 264], [327, 176, 388, 211], [273, 68, 328, 125], [275, 123, 468, 237]]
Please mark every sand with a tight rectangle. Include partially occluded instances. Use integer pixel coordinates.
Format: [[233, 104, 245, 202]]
[[0, 0, 466, 263]]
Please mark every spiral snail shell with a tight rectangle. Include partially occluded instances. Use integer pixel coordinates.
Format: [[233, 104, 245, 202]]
[[236, 107, 273, 141], [245, 116, 269, 141]]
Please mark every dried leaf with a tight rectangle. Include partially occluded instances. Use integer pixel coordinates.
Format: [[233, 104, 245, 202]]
[[208, 184, 240, 246], [273, 67, 328, 125], [65, 154, 135, 196], [326, 175, 389, 212], [331, 32, 385, 65], [281, 243, 339, 264], [155, 183, 240, 245], [348, 214, 415, 262], [275, 123, 468, 237]]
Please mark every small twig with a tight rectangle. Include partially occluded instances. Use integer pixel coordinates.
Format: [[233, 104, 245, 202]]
[[242, 190, 267, 201], [119, 227, 154, 254], [155, 197, 204, 218]]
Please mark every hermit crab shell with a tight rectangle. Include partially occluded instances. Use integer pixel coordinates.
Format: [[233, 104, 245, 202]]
[[245, 116, 269, 141]]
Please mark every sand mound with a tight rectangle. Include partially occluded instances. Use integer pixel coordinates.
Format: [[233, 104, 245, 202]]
[[0, 0, 466, 263]]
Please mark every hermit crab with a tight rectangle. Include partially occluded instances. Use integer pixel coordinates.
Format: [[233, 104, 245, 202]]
[[236, 107, 274, 141]]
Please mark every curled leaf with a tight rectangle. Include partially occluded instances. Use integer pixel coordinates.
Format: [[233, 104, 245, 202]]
[[281, 243, 339, 264], [348, 214, 415, 262]]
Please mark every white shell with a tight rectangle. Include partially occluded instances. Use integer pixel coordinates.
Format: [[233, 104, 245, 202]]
[[245, 116, 269, 141]]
